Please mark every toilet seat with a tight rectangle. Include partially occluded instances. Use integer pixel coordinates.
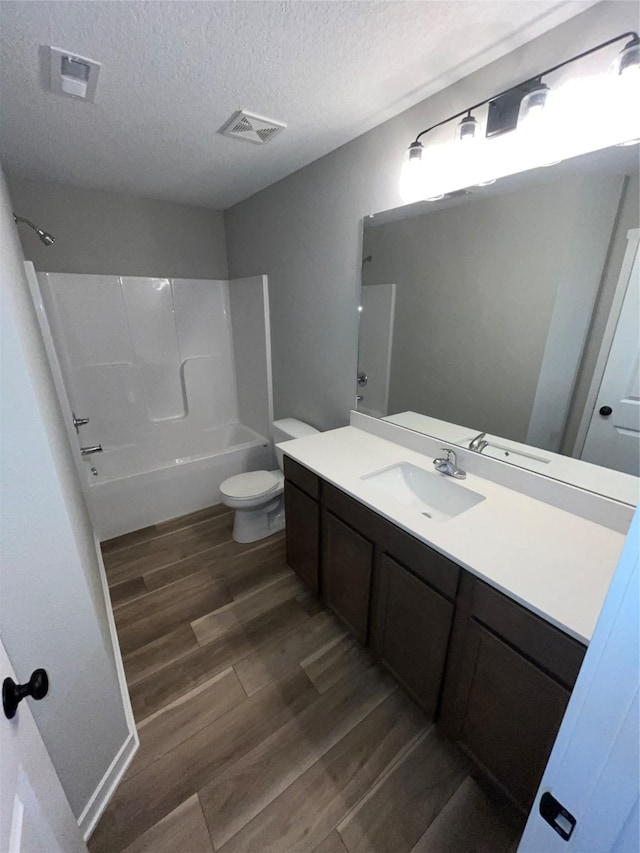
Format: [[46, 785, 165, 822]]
[[220, 469, 284, 502]]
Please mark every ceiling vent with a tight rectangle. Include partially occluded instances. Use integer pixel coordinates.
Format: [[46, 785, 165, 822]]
[[48, 46, 101, 102], [219, 111, 286, 145]]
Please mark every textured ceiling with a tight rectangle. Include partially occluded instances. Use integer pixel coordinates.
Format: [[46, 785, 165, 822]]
[[0, 1, 595, 210]]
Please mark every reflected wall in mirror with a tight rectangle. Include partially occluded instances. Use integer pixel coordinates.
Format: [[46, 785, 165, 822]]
[[358, 145, 639, 498]]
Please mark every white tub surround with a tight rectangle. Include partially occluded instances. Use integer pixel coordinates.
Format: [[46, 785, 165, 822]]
[[89, 425, 271, 541], [278, 417, 631, 645], [33, 272, 274, 539]]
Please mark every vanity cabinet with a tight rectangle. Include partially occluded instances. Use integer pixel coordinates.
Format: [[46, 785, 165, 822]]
[[322, 480, 459, 714], [283, 457, 320, 593], [439, 572, 586, 810], [283, 456, 587, 810], [373, 554, 454, 718], [323, 513, 373, 643], [322, 482, 379, 644]]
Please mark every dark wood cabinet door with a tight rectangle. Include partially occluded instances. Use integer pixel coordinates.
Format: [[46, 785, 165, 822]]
[[284, 481, 319, 593], [376, 555, 454, 719], [323, 511, 373, 644], [446, 618, 570, 811]]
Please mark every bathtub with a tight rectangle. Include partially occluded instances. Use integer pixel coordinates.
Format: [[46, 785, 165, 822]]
[[85, 423, 274, 541]]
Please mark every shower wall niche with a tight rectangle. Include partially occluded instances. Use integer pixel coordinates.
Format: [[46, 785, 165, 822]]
[[35, 271, 274, 538]]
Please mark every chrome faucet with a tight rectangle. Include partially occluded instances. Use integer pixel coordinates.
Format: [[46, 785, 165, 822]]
[[468, 432, 489, 453], [433, 449, 466, 480]]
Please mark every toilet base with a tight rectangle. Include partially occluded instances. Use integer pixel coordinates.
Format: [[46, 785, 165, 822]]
[[231, 496, 286, 543]]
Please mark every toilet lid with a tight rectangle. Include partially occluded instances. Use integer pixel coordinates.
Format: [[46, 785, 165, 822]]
[[220, 470, 283, 499]]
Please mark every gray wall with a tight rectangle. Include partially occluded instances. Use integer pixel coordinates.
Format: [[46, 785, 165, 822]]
[[224, 1, 637, 432], [229, 276, 274, 442], [6, 174, 228, 279], [362, 172, 624, 444]]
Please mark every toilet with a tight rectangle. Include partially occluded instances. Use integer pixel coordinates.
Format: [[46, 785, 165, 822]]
[[219, 418, 319, 543]]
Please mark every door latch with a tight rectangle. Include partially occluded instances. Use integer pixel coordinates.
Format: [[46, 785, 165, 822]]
[[539, 792, 576, 841]]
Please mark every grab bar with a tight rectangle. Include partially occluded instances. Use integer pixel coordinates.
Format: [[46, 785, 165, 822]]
[[80, 445, 103, 456]]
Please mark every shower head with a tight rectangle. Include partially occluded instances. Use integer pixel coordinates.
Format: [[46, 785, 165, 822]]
[[13, 214, 56, 246], [38, 229, 56, 246]]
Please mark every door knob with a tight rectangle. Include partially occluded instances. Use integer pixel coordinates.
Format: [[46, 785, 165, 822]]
[[357, 371, 368, 387], [599, 406, 613, 417], [3, 669, 49, 719]]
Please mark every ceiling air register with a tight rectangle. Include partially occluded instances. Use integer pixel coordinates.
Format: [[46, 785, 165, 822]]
[[220, 111, 287, 145]]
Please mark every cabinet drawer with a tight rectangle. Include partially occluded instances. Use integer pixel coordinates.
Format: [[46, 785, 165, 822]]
[[378, 525, 459, 601], [323, 482, 381, 541], [284, 481, 319, 592], [284, 456, 320, 500], [471, 580, 586, 688]]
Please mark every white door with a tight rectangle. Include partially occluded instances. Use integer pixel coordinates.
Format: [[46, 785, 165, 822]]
[[1, 170, 132, 838], [581, 241, 639, 476], [1, 639, 86, 853], [357, 283, 396, 417], [518, 508, 639, 852]]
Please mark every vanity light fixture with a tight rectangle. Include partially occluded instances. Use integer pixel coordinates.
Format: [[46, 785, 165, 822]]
[[610, 34, 640, 76], [400, 30, 640, 202], [456, 112, 479, 142], [517, 80, 550, 126]]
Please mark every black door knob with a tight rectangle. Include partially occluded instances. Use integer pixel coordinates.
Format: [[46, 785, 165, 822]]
[[3, 669, 49, 719], [599, 406, 613, 417]]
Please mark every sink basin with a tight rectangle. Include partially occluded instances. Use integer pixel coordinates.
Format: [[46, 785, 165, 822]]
[[361, 462, 485, 522]]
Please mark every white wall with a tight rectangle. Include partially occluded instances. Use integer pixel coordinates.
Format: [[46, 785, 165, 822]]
[[6, 174, 228, 279], [224, 2, 638, 431], [0, 166, 130, 817]]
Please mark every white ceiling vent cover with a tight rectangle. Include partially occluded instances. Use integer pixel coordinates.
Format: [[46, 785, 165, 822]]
[[220, 111, 286, 145]]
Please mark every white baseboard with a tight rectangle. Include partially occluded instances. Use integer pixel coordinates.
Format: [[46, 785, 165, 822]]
[[78, 732, 138, 840], [93, 532, 139, 736], [77, 534, 140, 841]]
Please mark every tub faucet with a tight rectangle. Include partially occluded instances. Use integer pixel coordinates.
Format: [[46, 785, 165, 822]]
[[433, 449, 466, 480], [469, 432, 489, 453]]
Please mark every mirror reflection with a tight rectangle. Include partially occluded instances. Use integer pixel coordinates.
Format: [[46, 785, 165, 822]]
[[358, 145, 639, 492]]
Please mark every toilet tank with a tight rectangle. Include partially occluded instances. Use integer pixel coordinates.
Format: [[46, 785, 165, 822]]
[[272, 418, 319, 470]]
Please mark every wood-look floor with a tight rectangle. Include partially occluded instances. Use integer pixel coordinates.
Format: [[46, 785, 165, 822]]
[[90, 505, 523, 853]]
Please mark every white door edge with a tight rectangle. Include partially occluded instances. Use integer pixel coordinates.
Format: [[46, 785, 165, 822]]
[[572, 229, 640, 458], [22, 261, 139, 838], [0, 640, 87, 853]]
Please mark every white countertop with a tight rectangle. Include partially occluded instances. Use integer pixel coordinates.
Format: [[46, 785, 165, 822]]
[[279, 426, 628, 645]]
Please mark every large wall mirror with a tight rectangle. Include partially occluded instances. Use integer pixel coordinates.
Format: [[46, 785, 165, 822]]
[[357, 144, 639, 502]]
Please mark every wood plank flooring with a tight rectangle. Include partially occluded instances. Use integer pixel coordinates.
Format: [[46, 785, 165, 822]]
[[91, 505, 523, 853]]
